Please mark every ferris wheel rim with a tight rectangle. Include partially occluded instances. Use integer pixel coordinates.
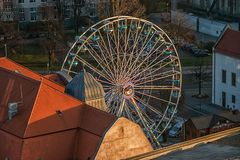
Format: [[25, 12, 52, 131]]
[[61, 16, 182, 147]]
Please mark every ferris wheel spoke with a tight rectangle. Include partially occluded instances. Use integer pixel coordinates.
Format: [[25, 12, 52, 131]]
[[75, 55, 113, 84], [135, 68, 180, 86], [124, 100, 137, 121], [97, 30, 118, 78], [128, 25, 160, 70], [131, 98, 160, 146], [96, 78, 114, 86], [62, 68, 78, 76], [134, 70, 180, 85], [128, 44, 173, 79], [135, 90, 176, 105], [125, 22, 146, 73], [126, 41, 169, 78], [117, 98, 126, 117], [134, 96, 169, 121], [83, 43, 115, 82], [126, 26, 155, 75], [131, 55, 178, 83], [134, 85, 180, 90], [105, 26, 119, 80], [110, 22, 121, 80], [118, 19, 130, 80]]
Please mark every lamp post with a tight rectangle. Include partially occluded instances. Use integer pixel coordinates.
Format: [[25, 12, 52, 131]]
[[4, 43, 7, 57]]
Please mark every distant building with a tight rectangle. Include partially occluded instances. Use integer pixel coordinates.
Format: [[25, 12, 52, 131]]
[[0, 57, 153, 160], [0, 0, 16, 21], [184, 111, 240, 141], [171, 0, 240, 37], [0, 0, 110, 29], [212, 27, 240, 110], [175, 0, 240, 18]]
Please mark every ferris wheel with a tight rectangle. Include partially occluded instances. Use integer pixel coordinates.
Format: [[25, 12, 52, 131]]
[[61, 16, 182, 147]]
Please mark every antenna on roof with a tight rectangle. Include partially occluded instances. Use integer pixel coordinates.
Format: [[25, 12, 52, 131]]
[[4, 44, 7, 57], [56, 110, 63, 117], [8, 103, 18, 120]]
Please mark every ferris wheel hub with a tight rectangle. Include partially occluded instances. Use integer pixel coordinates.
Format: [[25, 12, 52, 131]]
[[123, 82, 134, 99]]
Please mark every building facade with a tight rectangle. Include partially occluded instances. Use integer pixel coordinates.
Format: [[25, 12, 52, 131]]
[[212, 27, 240, 110], [0, 0, 16, 21], [171, 0, 240, 37], [0, 0, 110, 23], [174, 0, 240, 18], [184, 112, 239, 141]]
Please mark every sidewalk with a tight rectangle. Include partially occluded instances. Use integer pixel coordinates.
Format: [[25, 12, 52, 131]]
[[180, 86, 227, 119]]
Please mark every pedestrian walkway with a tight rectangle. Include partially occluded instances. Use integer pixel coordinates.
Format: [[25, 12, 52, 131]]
[[180, 86, 227, 119]]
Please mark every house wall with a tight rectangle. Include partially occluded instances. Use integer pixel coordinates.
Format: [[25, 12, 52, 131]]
[[212, 52, 240, 110], [184, 120, 200, 141], [95, 117, 153, 160], [0, 130, 23, 160], [21, 129, 76, 160], [171, 10, 239, 37]]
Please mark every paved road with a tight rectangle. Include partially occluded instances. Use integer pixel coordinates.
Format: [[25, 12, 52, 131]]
[[156, 143, 240, 160]]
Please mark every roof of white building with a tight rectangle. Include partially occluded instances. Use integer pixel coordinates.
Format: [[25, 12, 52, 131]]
[[215, 28, 240, 59]]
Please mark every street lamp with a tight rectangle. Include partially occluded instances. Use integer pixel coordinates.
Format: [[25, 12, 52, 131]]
[[4, 43, 7, 57]]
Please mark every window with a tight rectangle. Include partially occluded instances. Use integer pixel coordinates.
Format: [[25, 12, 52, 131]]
[[192, 133, 197, 138], [19, 8, 24, 13], [221, 0, 225, 7], [200, 0, 204, 8], [30, 12, 36, 21], [222, 91, 226, 107], [18, 0, 24, 3], [232, 72, 236, 86], [232, 95, 236, 104], [30, 0, 35, 2], [20, 16, 25, 21], [222, 70, 226, 83], [30, 7, 36, 12], [41, 0, 47, 2], [5, 5, 12, 11]]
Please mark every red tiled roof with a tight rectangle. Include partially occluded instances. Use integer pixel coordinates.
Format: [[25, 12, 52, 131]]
[[0, 65, 116, 159], [215, 28, 240, 59], [0, 57, 65, 92], [0, 68, 40, 137], [44, 73, 68, 86]]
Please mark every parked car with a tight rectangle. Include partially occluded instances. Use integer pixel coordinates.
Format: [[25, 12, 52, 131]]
[[193, 49, 210, 57], [169, 118, 186, 137]]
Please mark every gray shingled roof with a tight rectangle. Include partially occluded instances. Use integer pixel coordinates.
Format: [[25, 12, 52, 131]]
[[65, 70, 108, 111]]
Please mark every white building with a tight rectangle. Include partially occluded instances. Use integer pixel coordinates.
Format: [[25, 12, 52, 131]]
[[171, 0, 240, 37], [16, 0, 57, 22], [212, 27, 240, 110]]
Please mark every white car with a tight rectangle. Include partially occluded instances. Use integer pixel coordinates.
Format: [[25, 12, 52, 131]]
[[169, 118, 186, 137]]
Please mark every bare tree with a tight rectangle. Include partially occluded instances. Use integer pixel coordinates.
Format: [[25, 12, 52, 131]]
[[192, 57, 211, 97], [98, 0, 146, 20], [73, 0, 85, 35], [37, 4, 67, 69], [161, 10, 196, 48], [0, 21, 23, 56]]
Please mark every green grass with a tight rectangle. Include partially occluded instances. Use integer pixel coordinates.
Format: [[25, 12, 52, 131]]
[[180, 56, 212, 67], [12, 54, 48, 63], [21, 44, 45, 55]]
